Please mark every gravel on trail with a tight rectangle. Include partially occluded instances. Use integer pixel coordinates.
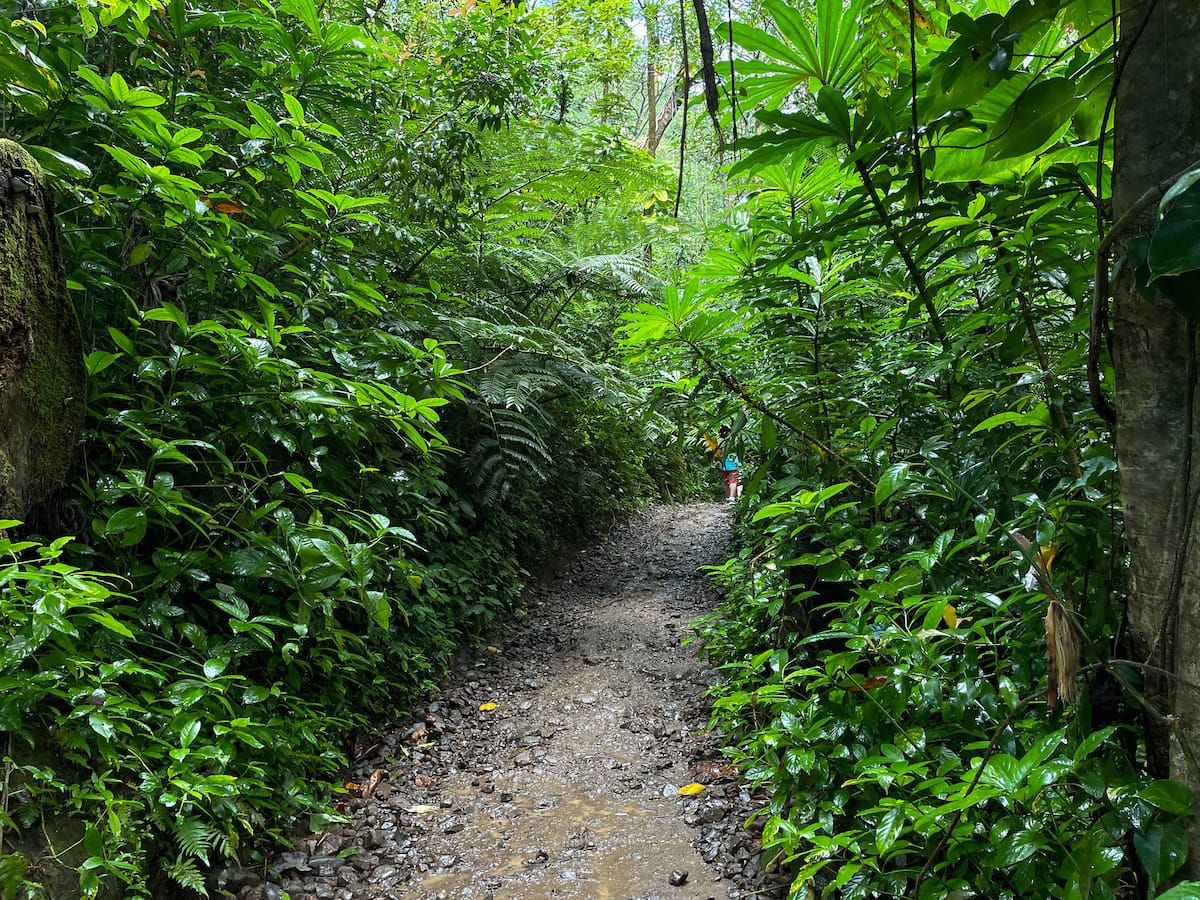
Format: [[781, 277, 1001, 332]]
[[230, 502, 790, 900]]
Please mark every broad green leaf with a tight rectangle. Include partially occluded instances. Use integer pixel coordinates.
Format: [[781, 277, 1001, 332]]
[[178, 716, 201, 748], [980, 753, 1023, 792], [23, 144, 92, 179], [1073, 726, 1116, 762], [82, 612, 136, 639], [1148, 178, 1200, 283], [1135, 822, 1188, 884], [1152, 883, 1200, 900], [970, 408, 1051, 434], [88, 712, 115, 739], [104, 508, 148, 545], [985, 77, 1080, 162], [1137, 780, 1194, 817], [816, 86, 852, 145], [285, 389, 354, 408], [874, 463, 909, 506], [876, 806, 905, 854], [129, 243, 152, 265], [993, 830, 1045, 867]]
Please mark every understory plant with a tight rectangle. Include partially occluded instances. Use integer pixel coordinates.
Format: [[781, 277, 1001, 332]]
[[0, 0, 699, 895], [623, 0, 1200, 896]]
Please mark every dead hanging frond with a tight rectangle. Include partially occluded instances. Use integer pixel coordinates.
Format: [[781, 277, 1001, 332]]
[[1046, 597, 1081, 710], [1011, 531, 1079, 709]]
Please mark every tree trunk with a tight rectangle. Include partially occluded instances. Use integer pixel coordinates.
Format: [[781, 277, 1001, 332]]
[[0, 140, 84, 521], [646, 5, 660, 155], [1112, 0, 1200, 876]]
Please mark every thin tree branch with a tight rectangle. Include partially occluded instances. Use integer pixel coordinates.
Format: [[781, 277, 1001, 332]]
[[853, 159, 949, 349], [908, 0, 922, 198]]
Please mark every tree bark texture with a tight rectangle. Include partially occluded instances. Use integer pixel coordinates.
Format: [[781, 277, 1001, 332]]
[[0, 140, 84, 520], [1112, 0, 1200, 873]]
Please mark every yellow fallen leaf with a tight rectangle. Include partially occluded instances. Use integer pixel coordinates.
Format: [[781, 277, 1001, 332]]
[[678, 783, 706, 796], [479, 702, 497, 712], [405, 804, 439, 814], [487, 645, 501, 654]]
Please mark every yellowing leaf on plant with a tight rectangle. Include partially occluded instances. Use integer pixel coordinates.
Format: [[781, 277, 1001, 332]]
[[845, 675, 889, 693], [942, 604, 957, 628], [479, 702, 497, 712], [678, 783, 706, 796]]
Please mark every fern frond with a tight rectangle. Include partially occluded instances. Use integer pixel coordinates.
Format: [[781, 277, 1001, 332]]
[[173, 815, 218, 864], [164, 852, 210, 897]]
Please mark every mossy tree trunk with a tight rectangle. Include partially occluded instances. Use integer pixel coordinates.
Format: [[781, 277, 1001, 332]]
[[1111, 0, 1200, 879], [0, 139, 84, 521]]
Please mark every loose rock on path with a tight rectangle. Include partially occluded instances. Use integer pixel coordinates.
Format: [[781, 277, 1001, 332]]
[[239, 503, 790, 900]]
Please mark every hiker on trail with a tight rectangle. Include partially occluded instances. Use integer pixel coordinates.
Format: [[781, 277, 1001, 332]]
[[715, 425, 742, 503]]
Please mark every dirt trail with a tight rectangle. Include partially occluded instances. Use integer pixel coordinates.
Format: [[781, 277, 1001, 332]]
[[242, 503, 788, 900]]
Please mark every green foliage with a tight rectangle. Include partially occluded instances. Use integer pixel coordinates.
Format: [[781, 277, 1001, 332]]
[[622, 0, 1200, 896], [0, 0, 698, 895]]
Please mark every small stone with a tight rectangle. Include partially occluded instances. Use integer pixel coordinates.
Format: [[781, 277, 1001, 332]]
[[669, 869, 689, 886], [438, 854, 458, 868], [500, 791, 514, 802], [277, 851, 310, 872], [308, 857, 345, 877], [220, 867, 262, 890], [369, 865, 399, 885], [363, 829, 387, 850]]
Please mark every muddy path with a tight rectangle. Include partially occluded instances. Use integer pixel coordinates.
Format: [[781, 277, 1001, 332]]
[[238, 503, 789, 900]]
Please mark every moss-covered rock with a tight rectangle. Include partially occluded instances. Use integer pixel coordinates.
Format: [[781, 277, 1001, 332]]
[[0, 139, 84, 520]]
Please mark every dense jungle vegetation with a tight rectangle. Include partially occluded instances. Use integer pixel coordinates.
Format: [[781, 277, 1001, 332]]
[[2, 0, 1199, 896]]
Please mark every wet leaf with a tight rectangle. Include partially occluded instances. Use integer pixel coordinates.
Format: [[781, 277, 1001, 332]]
[[478, 701, 497, 711], [405, 804, 439, 814], [678, 783, 706, 796]]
